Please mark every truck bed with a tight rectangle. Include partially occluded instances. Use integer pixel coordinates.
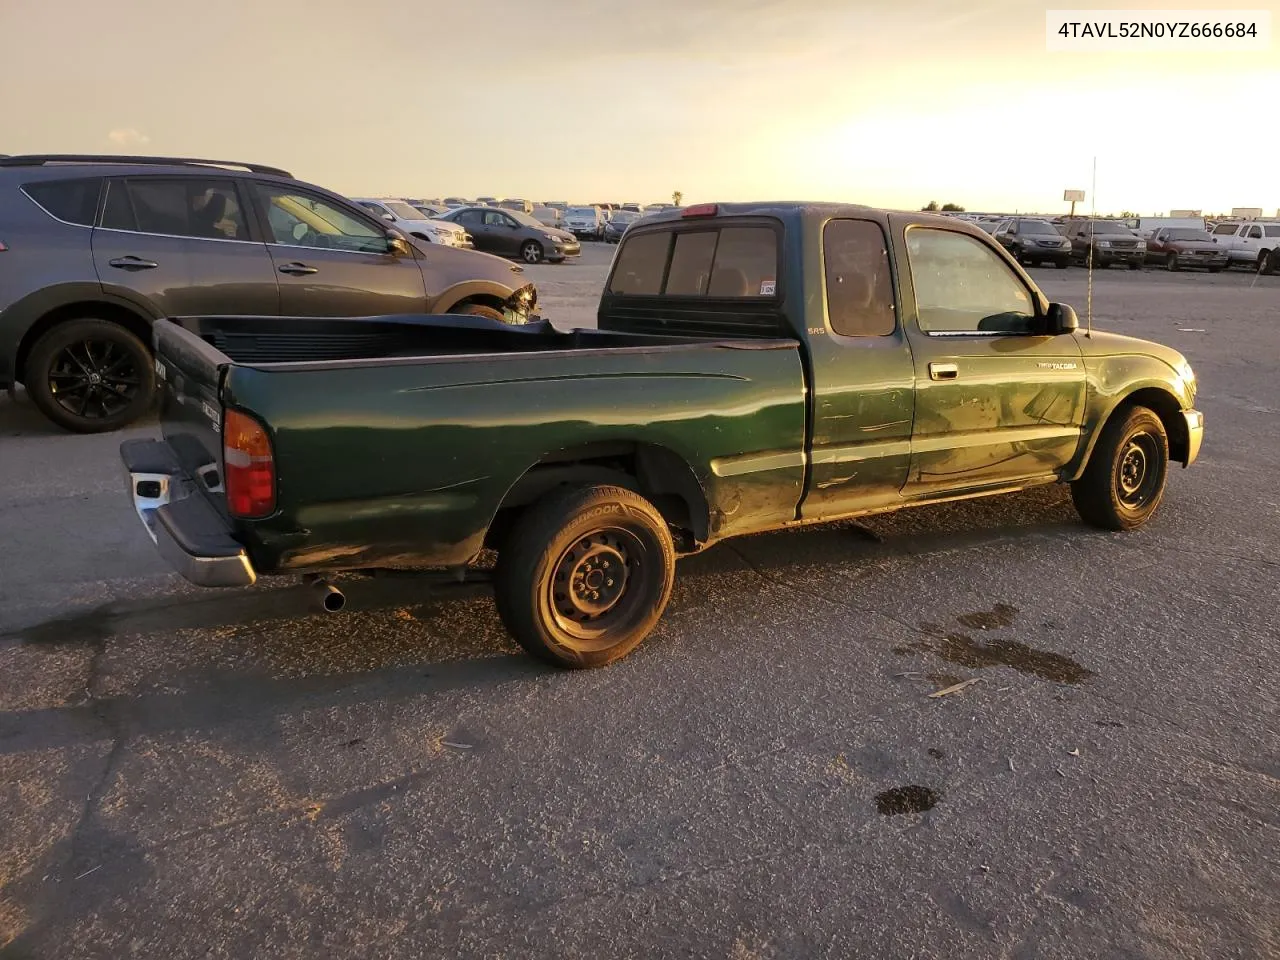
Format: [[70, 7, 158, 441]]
[[171, 313, 781, 366], [153, 315, 809, 576]]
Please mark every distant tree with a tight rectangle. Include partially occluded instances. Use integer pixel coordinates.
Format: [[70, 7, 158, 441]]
[[1119, 210, 1137, 218], [922, 201, 939, 212], [672, 190, 683, 206], [940, 202, 965, 212]]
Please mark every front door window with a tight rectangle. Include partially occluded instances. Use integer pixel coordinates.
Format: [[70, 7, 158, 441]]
[[906, 228, 1038, 334]]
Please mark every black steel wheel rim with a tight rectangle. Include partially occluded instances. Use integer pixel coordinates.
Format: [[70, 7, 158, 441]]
[[48, 339, 141, 420], [548, 526, 653, 650], [1117, 432, 1161, 509]]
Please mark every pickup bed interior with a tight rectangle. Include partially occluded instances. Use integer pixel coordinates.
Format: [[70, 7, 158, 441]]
[[176, 313, 795, 367]]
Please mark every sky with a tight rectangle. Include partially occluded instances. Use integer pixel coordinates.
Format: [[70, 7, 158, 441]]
[[1, 0, 1277, 215]]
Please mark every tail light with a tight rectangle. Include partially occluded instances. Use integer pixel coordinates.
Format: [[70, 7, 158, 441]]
[[224, 409, 276, 518], [0, 241, 8, 251]]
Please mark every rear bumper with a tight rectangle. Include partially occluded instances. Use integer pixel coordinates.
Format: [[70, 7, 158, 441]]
[[120, 438, 257, 588], [1183, 409, 1204, 467]]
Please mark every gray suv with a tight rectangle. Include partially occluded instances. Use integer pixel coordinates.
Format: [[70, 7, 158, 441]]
[[0, 155, 539, 433]]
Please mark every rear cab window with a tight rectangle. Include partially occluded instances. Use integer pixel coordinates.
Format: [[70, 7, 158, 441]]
[[22, 178, 103, 226], [607, 223, 779, 298]]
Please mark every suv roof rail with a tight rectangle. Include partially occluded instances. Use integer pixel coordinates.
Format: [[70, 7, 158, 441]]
[[0, 154, 293, 177]]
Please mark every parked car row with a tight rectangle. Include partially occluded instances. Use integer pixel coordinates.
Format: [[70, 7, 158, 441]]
[[989, 214, 1280, 274], [0, 155, 540, 432], [973, 210, 1279, 275]]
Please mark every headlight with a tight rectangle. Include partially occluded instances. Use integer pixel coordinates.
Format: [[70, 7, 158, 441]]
[[1136, 241, 1146, 250], [1097, 240, 1111, 247]]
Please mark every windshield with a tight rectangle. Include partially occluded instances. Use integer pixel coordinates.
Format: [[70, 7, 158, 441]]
[[385, 201, 428, 220], [1088, 222, 1133, 235], [1019, 221, 1059, 235], [1165, 229, 1213, 241], [567, 207, 597, 217], [506, 210, 543, 228], [611, 211, 639, 223]]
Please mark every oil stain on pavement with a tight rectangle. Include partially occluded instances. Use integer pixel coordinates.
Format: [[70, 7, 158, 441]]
[[896, 603, 1094, 684], [875, 785, 941, 815]]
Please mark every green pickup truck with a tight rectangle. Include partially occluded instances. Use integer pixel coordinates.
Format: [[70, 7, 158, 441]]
[[122, 202, 1203, 668]]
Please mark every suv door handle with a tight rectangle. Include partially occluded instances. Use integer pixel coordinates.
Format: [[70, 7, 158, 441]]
[[107, 256, 159, 270], [929, 362, 959, 381], [278, 262, 318, 276]]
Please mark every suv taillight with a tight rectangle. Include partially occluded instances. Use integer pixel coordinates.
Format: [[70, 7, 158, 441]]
[[224, 409, 276, 518]]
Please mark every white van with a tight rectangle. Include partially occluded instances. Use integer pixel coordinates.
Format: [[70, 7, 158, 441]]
[[1120, 216, 1206, 238]]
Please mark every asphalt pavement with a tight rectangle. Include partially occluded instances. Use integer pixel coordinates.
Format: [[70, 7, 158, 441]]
[[1, 247, 1277, 959]]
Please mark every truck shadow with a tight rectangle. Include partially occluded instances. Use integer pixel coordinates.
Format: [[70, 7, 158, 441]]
[[0, 486, 1082, 757]]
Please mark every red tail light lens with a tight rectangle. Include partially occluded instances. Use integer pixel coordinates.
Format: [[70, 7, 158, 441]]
[[224, 409, 276, 518]]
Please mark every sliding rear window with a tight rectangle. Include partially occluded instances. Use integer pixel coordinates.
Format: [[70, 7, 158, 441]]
[[608, 224, 779, 298]]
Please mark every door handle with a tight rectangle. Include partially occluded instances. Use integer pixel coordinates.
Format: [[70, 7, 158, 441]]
[[107, 256, 159, 270], [929, 362, 959, 381], [278, 262, 318, 276]]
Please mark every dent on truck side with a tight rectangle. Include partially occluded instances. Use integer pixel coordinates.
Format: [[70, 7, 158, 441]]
[[1065, 343, 1197, 479]]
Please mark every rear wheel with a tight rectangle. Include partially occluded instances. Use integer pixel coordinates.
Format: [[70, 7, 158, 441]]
[[1056, 258, 1069, 269], [520, 240, 544, 264], [25, 319, 155, 433], [494, 485, 676, 668], [1262, 250, 1277, 276], [1071, 405, 1169, 531]]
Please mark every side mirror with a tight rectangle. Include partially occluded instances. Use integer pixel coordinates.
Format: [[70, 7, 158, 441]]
[[386, 229, 410, 256], [381, 213, 395, 222], [1045, 302, 1079, 335]]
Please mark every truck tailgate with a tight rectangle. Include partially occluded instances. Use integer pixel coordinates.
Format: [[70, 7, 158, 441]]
[[153, 319, 232, 512]]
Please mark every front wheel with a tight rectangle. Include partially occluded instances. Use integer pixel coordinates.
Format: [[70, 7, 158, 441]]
[[1166, 253, 1180, 272], [520, 240, 544, 264], [448, 302, 506, 323], [25, 318, 155, 433], [1071, 405, 1170, 531], [494, 485, 676, 668]]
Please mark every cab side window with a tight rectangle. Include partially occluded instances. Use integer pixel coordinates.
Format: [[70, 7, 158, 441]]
[[823, 219, 896, 337], [906, 228, 1037, 334], [253, 184, 390, 254]]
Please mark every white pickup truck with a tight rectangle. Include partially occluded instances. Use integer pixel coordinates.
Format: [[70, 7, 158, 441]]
[[1209, 220, 1280, 274]]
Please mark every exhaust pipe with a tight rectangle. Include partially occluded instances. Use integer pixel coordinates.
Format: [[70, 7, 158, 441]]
[[306, 575, 346, 613]]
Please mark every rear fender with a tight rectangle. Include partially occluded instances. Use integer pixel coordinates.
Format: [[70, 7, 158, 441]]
[[4, 283, 158, 383]]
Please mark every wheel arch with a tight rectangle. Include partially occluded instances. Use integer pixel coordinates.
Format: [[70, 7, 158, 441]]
[[430, 279, 520, 314], [485, 440, 711, 554], [1070, 386, 1190, 480], [15, 299, 154, 384]]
